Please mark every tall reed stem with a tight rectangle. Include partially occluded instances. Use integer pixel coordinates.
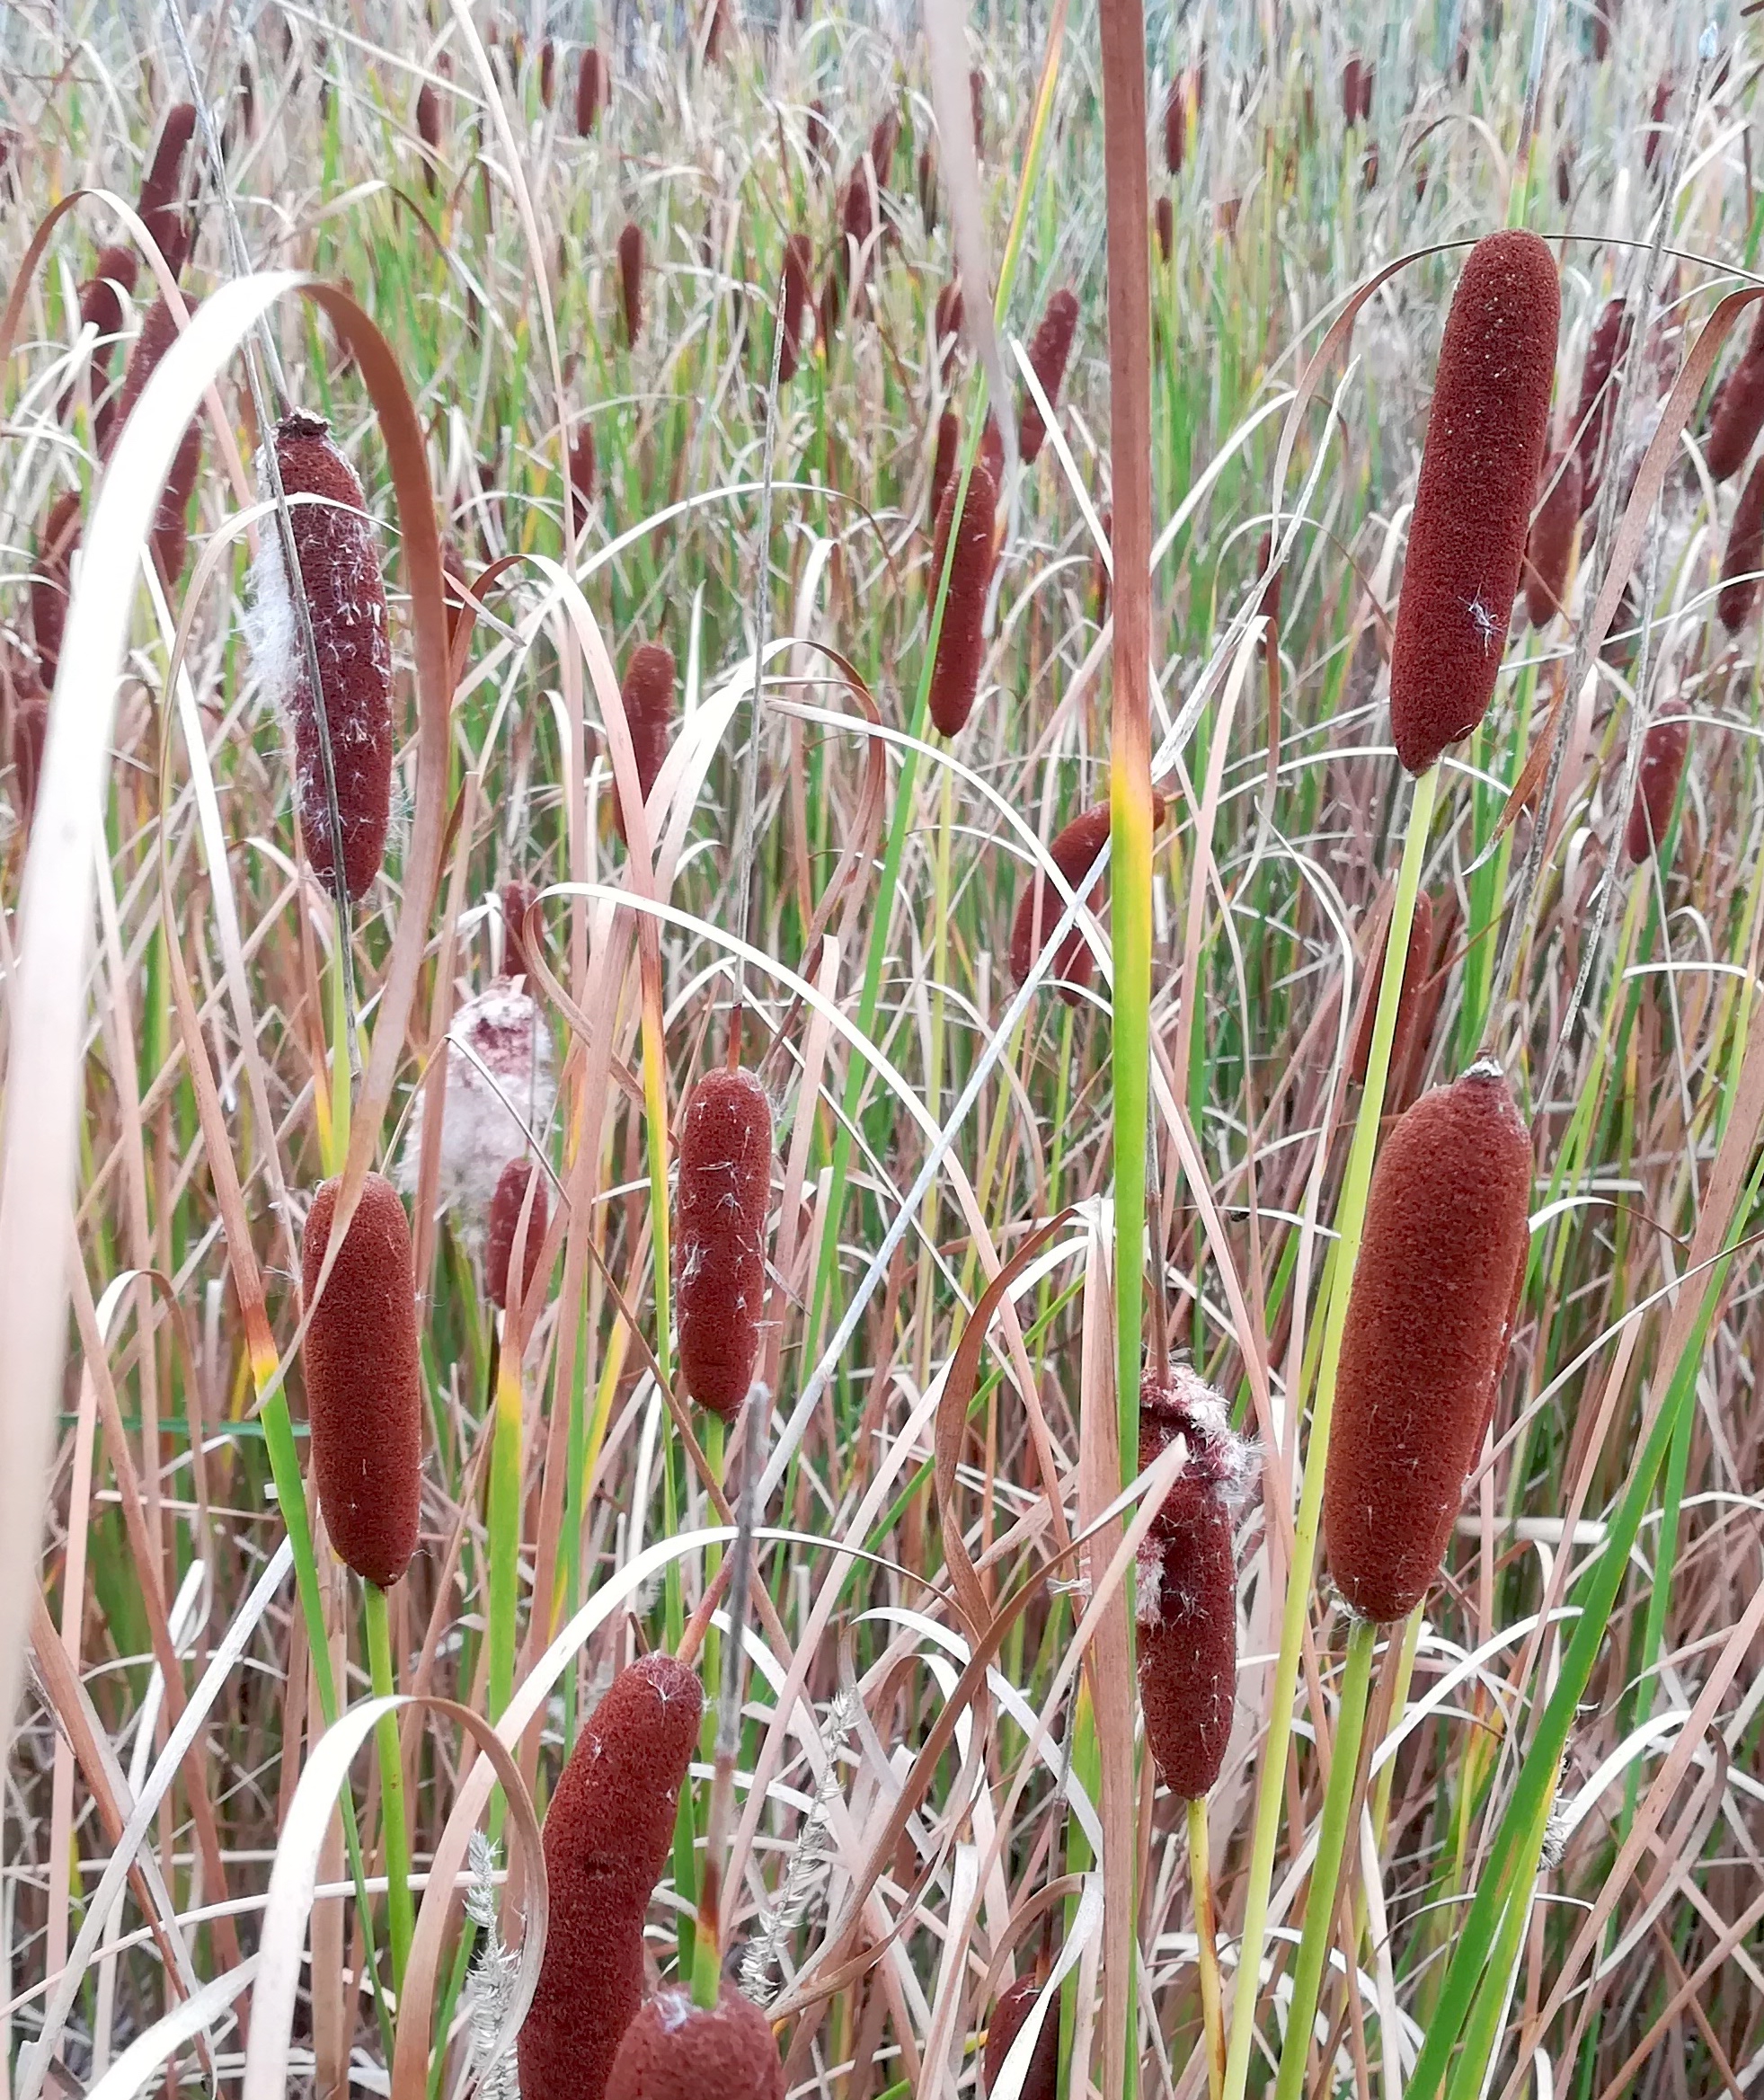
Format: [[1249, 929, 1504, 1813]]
[[363, 1579, 414, 1989], [1188, 1794, 1225, 2100]]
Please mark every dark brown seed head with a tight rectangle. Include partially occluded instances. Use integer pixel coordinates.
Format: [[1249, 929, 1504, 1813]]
[[501, 877, 538, 979], [1644, 73, 1672, 173], [1556, 146, 1573, 205], [934, 278, 963, 370], [1626, 712, 1690, 866], [605, 1982, 783, 2100], [1705, 317, 1764, 483], [300, 1174, 423, 1590], [577, 48, 606, 135], [614, 642, 675, 847], [416, 82, 442, 191], [1720, 456, 1764, 633], [1010, 794, 1165, 1003], [868, 109, 900, 189], [539, 38, 556, 107], [11, 679, 48, 832], [1342, 56, 1363, 126], [568, 423, 597, 534], [984, 1977, 1059, 2100], [1164, 76, 1186, 174], [1348, 889, 1435, 1088], [805, 100, 830, 167], [1018, 287, 1078, 466], [917, 143, 938, 231], [113, 296, 203, 582], [1520, 451, 1582, 629], [617, 221, 644, 348], [486, 1157, 549, 1313], [927, 456, 997, 737], [1388, 231, 1560, 774], [139, 104, 196, 259], [970, 66, 986, 155], [255, 413, 394, 901], [675, 1068, 773, 1416], [31, 492, 81, 688], [930, 410, 959, 528], [1573, 298, 1633, 511], [519, 1655, 705, 2100], [1155, 193, 1174, 263], [818, 265, 842, 351], [67, 246, 139, 427], [777, 233, 811, 384], [1323, 1064, 1533, 1624]]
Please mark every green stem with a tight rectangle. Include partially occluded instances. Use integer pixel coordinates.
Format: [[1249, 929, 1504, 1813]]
[[486, 1337, 524, 1722], [1189, 1794, 1226, 2100], [364, 1578, 414, 1991]]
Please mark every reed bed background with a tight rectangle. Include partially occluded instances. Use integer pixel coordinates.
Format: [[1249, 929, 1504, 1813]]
[[3, 2, 1762, 2096]]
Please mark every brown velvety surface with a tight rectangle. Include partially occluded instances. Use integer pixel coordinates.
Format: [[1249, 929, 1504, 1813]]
[[927, 456, 997, 736], [675, 1068, 773, 1416], [604, 1984, 783, 2100]]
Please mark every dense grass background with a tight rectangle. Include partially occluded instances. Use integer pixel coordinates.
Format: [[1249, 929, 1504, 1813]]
[[3, 2, 1763, 2096]]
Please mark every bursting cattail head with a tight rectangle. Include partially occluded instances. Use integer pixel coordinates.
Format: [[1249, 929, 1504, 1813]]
[[1719, 456, 1764, 633], [930, 410, 959, 528], [113, 296, 203, 582], [31, 492, 81, 689], [399, 982, 556, 1221], [1573, 297, 1632, 511], [1704, 317, 1764, 483], [246, 413, 394, 900], [1018, 286, 1077, 466], [1323, 1062, 1533, 1624], [984, 1977, 1059, 2100], [1520, 451, 1581, 628], [1387, 230, 1559, 775], [614, 641, 675, 847], [139, 103, 196, 261], [519, 1655, 705, 2100], [927, 456, 997, 737], [486, 1156, 549, 1313], [617, 221, 645, 348], [300, 1174, 423, 1589], [1010, 794, 1166, 1003], [568, 422, 597, 533], [776, 233, 811, 383], [1626, 712, 1690, 865], [501, 877, 538, 979], [577, 48, 606, 135], [1155, 193, 1174, 263], [605, 1984, 784, 2099], [675, 1067, 773, 1416], [1349, 889, 1435, 1089], [1137, 1367, 1254, 1799]]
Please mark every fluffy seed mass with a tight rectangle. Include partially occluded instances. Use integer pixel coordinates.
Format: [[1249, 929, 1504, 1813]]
[[519, 1656, 704, 2100], [604, 1984, 784, 2100], [300, 1174, 423, 1590], [1323, 1063, 1533, 1624], [1626, 712, 1690, 866], [675, 1067, 773, 1416], [1388, 231, 1558, 775], [927, 456, 997, 736], [984, 1977, 1059, 2100], [614, 642, 676, 846], [1017, 287, 1078, 465], [398, 982, 556, 1223]]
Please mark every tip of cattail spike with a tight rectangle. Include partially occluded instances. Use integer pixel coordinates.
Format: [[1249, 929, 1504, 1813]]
[[617, 221, 645, 348], [519, 1654, 705, 2100], [577, 47, 606, 135], [486, 1157, 550, 1314], [983, 1977, 1059, 2100], [31, 492, 81, 689], [1018, 287, 1078, 466], [139, 103, 197, 256], [1323, 1066, 1533, 1625], [1719, 456, 1764, 634], [300, 1174, 423, 1590], [1010, 794, 1168, 1003], [1626, 712, 1691, 866], [501, 877, 538, 979], [1520, 452, 1581, 629], [776, 234, 811, 383], [1348, 888, 1435, 1089], [1137, 1367, 1254, 1799], [676, 1068, 773, 1417], [1387, 230, 1559, 775], [614, 642, 675, 847], [605, 1983, 784, 2098], [567, 423, 597, 535], [927, 456, 997, 738], [248, 412, 394, 901], [538, 38, 556, 107]]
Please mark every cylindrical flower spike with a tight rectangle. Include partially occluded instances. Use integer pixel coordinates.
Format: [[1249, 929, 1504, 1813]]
[[1520, 451, 1581, 628], [64, 245, 139, 435], [675, 1068, 773, 1417], [1323, 1062, 1533, 1624], [519, 1656, 705, 2100], [1719, 456, 1764, 633], [1137, 1368, 1255, 1798], [139, 104, 196, 262], [1706, 320, 1764, 482], [1387, 230, 1559, 775], [31, 492, 81, 688], [1625, 712, 1690, 865], [926, 456, 997, 737], [486, 1156, 549, 1313], [247, 413, 393, 900], [1573, 297, 1632, 512], [501, 877, 537, 980], [577, 48, 606, 135], [1009, 794, 1166, 1003], [605, 1984, 784, 2099], [1018, 287, 1077, 466], [568, 423, 597, 534], [618, 221, 645, 348], [1164, 76, 1186, 174], [776, 234, 811, 383], [1348, 888, 1436, 1089], [930, 409, 959, 527], [984, 1977, 1059, 2100], [112, 296, 203, 582], [1155, 194, 1174, 263], [300, 1174, 423, 1590], [934, 279, 963, 368], [416, 82, 442, 190], [614, 642, 675, 846]]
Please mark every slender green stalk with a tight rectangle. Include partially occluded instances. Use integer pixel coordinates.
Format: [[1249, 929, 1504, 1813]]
[[485, 1338, 523, 1721], [363, 1578, 414, 1989], [1188, 1794, 1226, 2100]]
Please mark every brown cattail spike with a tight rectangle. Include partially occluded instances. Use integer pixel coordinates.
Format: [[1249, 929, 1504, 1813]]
[[1010, 794, 1167, 1003], [1719, 456, 1764, 633], [984, 1977, 1059, 2100], [250, 413, 394, 901], [486, 1157, 549, 1313], [11, 672, 48, 833], [1387, 231, 1559, 775], [539, 39, 556, 107], [1705, 315, 1764, 483], [605, 1984, 784, 2098], [1349, 889, 1435, 1088], [1155, 194, 1174, 263], [675, 1068, 773, 1417], [1520, 452, 1582, 628], [1573, 298, 1632, 511], [1018, 287, 1078, 466], [776, 234, 811, 383], [416, 82, 442, 190], [1626, 713, 1690, 865], [927, 457, 997, 737], [65, 246, 139, 433], [930, 410, 959, 528], [113, 297, 204, 582], [617, 221, 645, 348], [577, 49, 606, 135], [568, 424, 597, 534], [1323, 1063, 1532, 1624], [31, 492, 81, 688], [519, 1656, 705, 2100], [501, 877, 537, 979], [614, 642, 675, 847], [1164, 75, 1187, 174], [139, 104, 196, 261], [300, 1174, 423, 1589], [934, 279, 963, 372]]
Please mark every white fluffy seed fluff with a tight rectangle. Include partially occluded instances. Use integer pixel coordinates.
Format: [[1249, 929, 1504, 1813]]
[[243, 463, 301, 722], [398, 981, 556, 1224]]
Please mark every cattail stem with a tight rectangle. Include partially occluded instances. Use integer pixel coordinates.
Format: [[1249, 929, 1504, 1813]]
[[322, 928, 352, 1177], [1187, 1795, 1225, 2100], [485, 1338, 524, 1721], [363, 1580, 414, 1989], [1270, 1617, 1379, 2100], [1221, 761, 1439, 2100]]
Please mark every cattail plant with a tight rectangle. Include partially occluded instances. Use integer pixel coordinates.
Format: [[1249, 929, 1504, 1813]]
[[1163, 75, 1187, 174], [1010, 794, 1165, 1000], [1017, 286, 1077, 465], [416, 81, 443, 191], [1643, 74, 1673, 173], [617, 221, 645, 348], [1138, 1368, 1255, 1798], [984, 1977, 1059, 2100], [138, 103, 195, 261], [112, 295, 203, 582], [1387, 230, 1559, 775], [63, 245, 138, 433], [1704, 316, 1764, 482], [1719, 456, 1764, 633], [300, 1174, 423, 1590], [970, 66, 985, 155], [929, 410, 958, 527], [11, 675, 47, 833], [1323, 1062, 1532, 1623], [31, 492, 80, 687], [485, 1156, 548, 1313], [577, 48, 606, 135], [400, 982, 556, 1218], [246, 413, 393, 901], [1094, 505, 1112, 624], [926, 456, 997, 737], [1348, 889, 1434, 1088], [1155, 193, 1174, 263], [1520, 451, 1581, 627], [917, 142, 938, 230], [934, 278, 963, 371], [818, 266, 842, 353], [1341, 56, 1363, 124], [568, 423, 596, 534], [776, 234, 811, 383], [1626, 711, 1690, 865], [1573, 297, 1632, 511], [538, 39, 556, 107], [867, 109, 900, 190], [501, 876, 537, 979], [604, 1985, 784, 2098], [518, 1654, 705, 2100], [675, 1067, 773, 1417], [613, 641, 675, 847]]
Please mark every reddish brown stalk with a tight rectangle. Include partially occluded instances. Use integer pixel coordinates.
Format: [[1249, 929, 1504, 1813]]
[[1349, 889, 1436, 1087], [568, 424, 597, 533]]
